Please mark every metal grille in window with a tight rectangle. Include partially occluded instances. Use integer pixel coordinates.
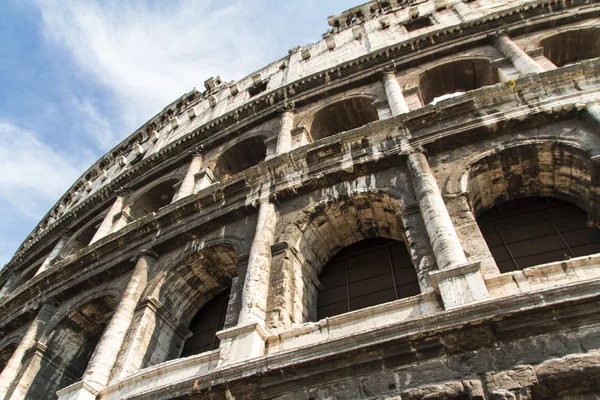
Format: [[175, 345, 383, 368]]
[[478, 197, 600, 273], [181, 288, 230, 357], [317, 238, 420, 320]]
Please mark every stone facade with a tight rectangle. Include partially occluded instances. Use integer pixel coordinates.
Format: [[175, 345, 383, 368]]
[[1, 0, 600, 399]]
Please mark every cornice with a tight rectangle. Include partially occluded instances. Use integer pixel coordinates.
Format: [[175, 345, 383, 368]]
[[6, 0, 600, 273]]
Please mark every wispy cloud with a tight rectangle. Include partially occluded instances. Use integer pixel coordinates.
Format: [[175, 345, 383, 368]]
[[0, 122, 90, 265], [35, 0, 271, 130], [0, 122, 87, 216]]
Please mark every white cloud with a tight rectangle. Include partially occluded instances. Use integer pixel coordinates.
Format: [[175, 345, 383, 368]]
[[0, 122, 90, 265], [0, 122, 87, 219], [35, 0, 271, 129]]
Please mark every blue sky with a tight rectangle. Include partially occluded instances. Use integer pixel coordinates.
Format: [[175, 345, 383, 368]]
[[0, 0, 359, 266]]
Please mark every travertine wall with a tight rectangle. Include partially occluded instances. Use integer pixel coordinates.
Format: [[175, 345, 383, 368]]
[[1, 0, 600, 399]]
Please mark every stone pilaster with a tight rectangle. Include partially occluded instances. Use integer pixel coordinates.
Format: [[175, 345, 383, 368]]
[[111, 297, 192, 382], [35, 234, 70, 276], [219, 200, 276, 364], [276, 105, 295, 155], [446, 194, 500, 277], [0, 302, 56, 400], [494, 34, 545, 76], [172, 152, 203, 203], [66, 250, 155, 398], [89, 190, 128, 245], [194, 168, 215, 192], [8, 343, 72, 400], [408, 151, 489, 308], [266, 242, 318, 330], [382, 70, 410, 116]]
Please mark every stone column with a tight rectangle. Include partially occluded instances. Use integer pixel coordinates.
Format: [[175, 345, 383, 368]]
[[494, 34, 545, 76], [89, 191, 127, 245], [78, 251, 155, 395], [275, 107, 295, 155], [239, 200, 276, 325], [382, 70, 410, 116], [172, 152, 203, 203], [217, 200, 276, 364], [0, 302, 56, 400], [408, 151, 489, 308], [408, 152, 467, 270], [35, 234, 70, 276]]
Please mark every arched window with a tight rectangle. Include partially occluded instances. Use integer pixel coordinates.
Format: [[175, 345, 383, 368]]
[[309, 98, 379, 141], [540, 28, 600, 67], [128, 179, 178, 220], [317, 238, 419, 320], [213, 137, 267, 181], [478, 197, 600, 273], [418, 59, 499, 105], [181, 288, 230, 357]]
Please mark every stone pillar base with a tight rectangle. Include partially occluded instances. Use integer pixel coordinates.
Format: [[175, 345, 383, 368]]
[[216, 323, 268, 365], [56, 381, 99, 400], [430, 262, 489, 309]]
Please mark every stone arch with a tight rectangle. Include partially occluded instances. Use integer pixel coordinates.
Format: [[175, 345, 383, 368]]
[[452, 141, 599, 275], [212, 134, 268, 181], [126, 177, 180, 221], [303, 95, 380, 142], [539, 26, 600, 67], [466, 141, 594, 218], [292, 192, 408, 275], [158, 243, 239, 325], [418, 57, 500, 105], [270, 184, 425, 327], [43, 287, 124, 338], [61, 215, 106, 258], [128, 241, 240, 367], [10, 260, 43, 293], [24, 294, 118, 399]]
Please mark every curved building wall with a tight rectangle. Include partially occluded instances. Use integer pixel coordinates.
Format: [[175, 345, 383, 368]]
[[1, 0, 600, 399]]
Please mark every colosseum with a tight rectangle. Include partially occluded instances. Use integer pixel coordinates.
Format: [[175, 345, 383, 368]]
[[1, 0, 600, 398]]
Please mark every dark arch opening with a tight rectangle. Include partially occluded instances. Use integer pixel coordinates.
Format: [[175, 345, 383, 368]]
[[478, 197, 600, 273], [26, 295, 116, 399], [213, 137, 267, 181], [541, 28, 600, 67], [309, 97, 379, 141], [317, 238, 419, 320], [128, 179, 178, 220], [181, 287, 230, 357], [0, 343, 17, 374], [62, 222, 100, 257], [418, 59, 499, 105]]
